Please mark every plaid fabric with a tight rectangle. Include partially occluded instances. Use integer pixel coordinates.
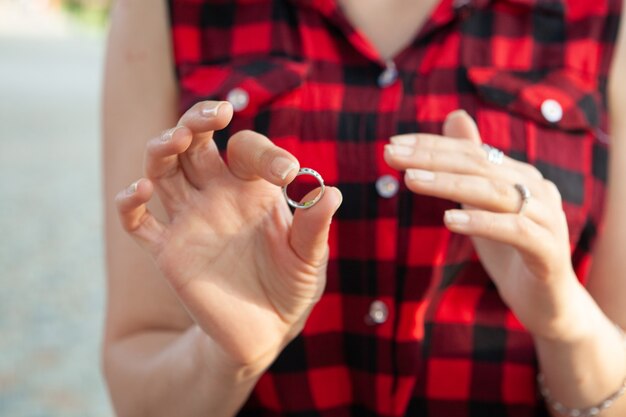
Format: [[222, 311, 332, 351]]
[[168, 0, 621, 415]]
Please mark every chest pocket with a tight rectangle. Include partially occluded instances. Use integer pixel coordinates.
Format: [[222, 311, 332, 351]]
[[466, 66, 604, 245], [468, 67, 601, 131], [178, 58, 310, 147]]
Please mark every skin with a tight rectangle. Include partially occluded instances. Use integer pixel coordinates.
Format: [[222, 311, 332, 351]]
[[102, 0, 626, 416]]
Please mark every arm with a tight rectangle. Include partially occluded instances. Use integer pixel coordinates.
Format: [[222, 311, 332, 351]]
[[586, 2, 626, 335], [382, 6, 626, 409], [529, 4, 626, 416], [102, 2, 342, 416], [102, 1, 260, 415]]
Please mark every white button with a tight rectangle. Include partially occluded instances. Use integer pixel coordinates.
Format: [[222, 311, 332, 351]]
[[375, 175, 399, 198], [541, 99, 563, 123], [377, 61, 398, 88], [226, 88, 250, 112], [367, 300, 389, 325]]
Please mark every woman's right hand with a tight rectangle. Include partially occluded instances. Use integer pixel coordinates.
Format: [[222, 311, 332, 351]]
[[115, 101, 342, 375]]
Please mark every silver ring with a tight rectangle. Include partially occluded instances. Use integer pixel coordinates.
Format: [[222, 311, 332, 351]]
[[481, 144, 504, 165], [514, 183, 531, 214], [282, 168, 325, 209]]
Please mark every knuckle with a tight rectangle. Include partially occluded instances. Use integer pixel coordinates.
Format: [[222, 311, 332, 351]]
[[528, 165, 544, 179], [415, 134, 435, 148], [542, 179, 563, 204], [473, 152, 492, 174], [542, 178, 559, 194], [514, 215, 534, 239], [450, 176, 467, 193], [492, 180, 513, 200], [418, 148, 434, 164], [473, 148, 494, 172], [479, 213, 501, 236], [480, 214, 496, 234]]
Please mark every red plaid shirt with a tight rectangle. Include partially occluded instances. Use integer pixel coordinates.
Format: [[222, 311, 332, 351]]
[[169, 0, 621, 415]]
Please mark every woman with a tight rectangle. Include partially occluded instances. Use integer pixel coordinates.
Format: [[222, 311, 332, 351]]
[[102, 0, 626, 415]]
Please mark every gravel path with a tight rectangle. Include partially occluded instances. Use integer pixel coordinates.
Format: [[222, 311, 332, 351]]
[[0, 4, 113, 416]]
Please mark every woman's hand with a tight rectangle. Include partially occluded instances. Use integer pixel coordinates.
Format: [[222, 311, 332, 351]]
[[384, 110, 589, 342], [114, 101, 342, 375]]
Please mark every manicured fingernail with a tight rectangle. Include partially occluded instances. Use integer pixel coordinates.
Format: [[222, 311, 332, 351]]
[[444, 110, 468, 129], [126, 181, 139, 195], [271, 157, 298, 180], [390, 135, 416, 146], [332, 187, 343, 212], [445, 210, 470, 224], [406, 169, 435, 181], [446, 109, 469, 120], [201, 102, 224, 118], [385, 144, 414, 156], [161, 126, 182, 142]]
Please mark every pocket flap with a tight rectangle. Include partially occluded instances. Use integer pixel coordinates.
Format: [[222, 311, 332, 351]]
[[467, 67, 601, 131], [179, 58, 310, 115]]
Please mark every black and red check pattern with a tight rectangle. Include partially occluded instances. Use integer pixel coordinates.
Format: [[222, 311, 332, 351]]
[[168, 0, 621, 415]]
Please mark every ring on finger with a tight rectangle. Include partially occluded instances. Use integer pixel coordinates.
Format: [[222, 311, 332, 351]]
[[514, 183, 532, 214], [481, 144, 504, 165], [282, 168, 325, 209]]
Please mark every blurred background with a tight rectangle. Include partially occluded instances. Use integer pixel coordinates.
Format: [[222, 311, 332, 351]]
[[0, 0, 113, 415]]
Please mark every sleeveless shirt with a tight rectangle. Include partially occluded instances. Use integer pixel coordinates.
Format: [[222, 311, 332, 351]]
[[168, 0, 622, 415]]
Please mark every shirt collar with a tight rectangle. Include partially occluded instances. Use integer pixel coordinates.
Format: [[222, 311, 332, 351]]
[[291, 0, 565, 14], [462, 0, 565, 13], [287, 0, 565, 63]]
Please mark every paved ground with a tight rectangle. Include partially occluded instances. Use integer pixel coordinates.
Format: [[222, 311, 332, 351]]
[[0, 3, 113, 416]]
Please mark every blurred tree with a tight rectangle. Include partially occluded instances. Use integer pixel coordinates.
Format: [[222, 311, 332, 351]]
[[61, 0, 110, 26]]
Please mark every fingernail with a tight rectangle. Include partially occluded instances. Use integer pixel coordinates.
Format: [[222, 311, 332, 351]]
[[201, 102, 224, 118], [390, 135, 416, 146], [385, 144, 414, 156], [445, 210, 470, 224], [334, 188, 343, 212], [126, 180, 139, 195], [406, 169, 435, 181], [271, 157, 298, 180], [447, 109, 469, 120], [161, 126, 182, 142]]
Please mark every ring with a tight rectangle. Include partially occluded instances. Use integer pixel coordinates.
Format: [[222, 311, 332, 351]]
[[481, 144, 504, 165], [282, 168, 325, 209], [514, 183, 531, 214]]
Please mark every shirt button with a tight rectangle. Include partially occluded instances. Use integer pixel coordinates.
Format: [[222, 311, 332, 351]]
[[226, 88, 250, 112], [541, 99, 563, 123], [376, 175, 399, 198], [367, 300, 389, 325], [377, 61, 398, 88]]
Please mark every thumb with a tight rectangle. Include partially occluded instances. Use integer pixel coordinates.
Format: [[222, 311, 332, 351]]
[[443, 110, 482, 144], [290, 186, 342, 265]]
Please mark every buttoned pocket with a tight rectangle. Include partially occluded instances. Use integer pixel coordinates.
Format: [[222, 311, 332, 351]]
[[177, 58, 310, 151], [467, 67, 602, 132], [178, 58, 310, 116], [465, 66, 606, 247]]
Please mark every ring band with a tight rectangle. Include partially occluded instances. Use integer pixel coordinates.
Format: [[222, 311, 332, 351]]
[[514, 183, 531, 214], [282, 168, 325, 209], [481, 144, 504, 165]]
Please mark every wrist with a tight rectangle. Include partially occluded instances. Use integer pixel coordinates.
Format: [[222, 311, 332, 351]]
[[535, 322, 626, 415], [190, 326, 271, 384], [531, 276, 600, 344]]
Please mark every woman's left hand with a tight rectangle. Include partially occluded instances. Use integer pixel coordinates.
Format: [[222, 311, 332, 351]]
[[384, 110, 589, 342]]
